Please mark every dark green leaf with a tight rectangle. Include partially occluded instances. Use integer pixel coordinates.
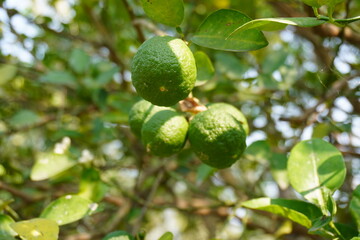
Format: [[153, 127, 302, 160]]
[[244, 140, 271, 163], [10, 218, 59, 240], [309, 216, 332, 233], [300, 0, 344, 8], [158, 232, 173, 240], [40, 195, 97, 225], [194, 51, 215, 86], [141, 0, 184, 27], [288, 139, 346, 209], [192, 9, 268, 52]]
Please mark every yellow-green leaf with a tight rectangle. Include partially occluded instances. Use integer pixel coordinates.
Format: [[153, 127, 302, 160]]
[[10, 218, 59, 240]]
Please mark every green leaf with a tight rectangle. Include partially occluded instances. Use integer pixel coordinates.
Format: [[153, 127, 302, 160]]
[[196, 163, 215, 185], [102, 231, 134, 240], [287, 139, 346, 209], [0, 64, 17, 86], [78, 168, 108, 202], [261, 49, 288, 74], [40, 195, 97, 225], [228, 17, 326, 36], [70, 48, 90, 74], [10, 218, 59, 240], [215, 52, 248, 80], [350, 185, 360, 230], [300, 0, 344, 8], [30, 152, 77, 181], [312, 123, 333, 138], [269, 153, 289, 190], [244, 140, 271, 163], [242, 198, 322, 228], [141, 0, 184, 27], [9, 110, 41, 129], [40, 70, 77, 87], [0, 214, 17, 240], [192, 9, 268, 52], [194, 51, 215, 86], [351, 238, 360, 240], [158, 232, 174, 240]]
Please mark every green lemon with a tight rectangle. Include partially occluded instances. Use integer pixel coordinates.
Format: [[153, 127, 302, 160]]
[[207, 102, 249, 135], [141, 108, 188, 157], [131, 36, 197, 106], [128, 99, 154, 137], [188, 107, 247, 169]]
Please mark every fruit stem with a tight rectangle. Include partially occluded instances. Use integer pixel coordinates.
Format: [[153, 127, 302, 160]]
[[179, 97, 207, 114]]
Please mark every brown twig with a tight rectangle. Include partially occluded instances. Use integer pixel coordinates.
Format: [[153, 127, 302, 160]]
[[0, 181, 40, 202]]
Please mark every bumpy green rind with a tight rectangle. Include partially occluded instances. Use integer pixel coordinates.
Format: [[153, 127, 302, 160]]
[[188, 107, 247, 169], [207, 102, 249, 135], [141, 108, 188, 156], [131, 36, 197, 106], [128, 99, 154, 137]]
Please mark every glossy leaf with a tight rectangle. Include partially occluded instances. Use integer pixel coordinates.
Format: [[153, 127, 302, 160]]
[[40, 195, 97, 225], [102, 230, 134, 240], [192, 9, 268, 52], [242, 197, 322, 228], [228, 17, 326, 36], [0, 214, 17, 240], [158, 232, 174, 240], [194, 51, 215, 86], [141, 0, 184, 27], [31, 152, 77, 181], [0, 64, 17, 86], [10, 218, 59, 240], [288, 139, 346, 208], [350, 185, 360, 230]]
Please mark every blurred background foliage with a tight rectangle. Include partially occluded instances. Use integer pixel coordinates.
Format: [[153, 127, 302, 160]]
[[0, 0, 359, 239]]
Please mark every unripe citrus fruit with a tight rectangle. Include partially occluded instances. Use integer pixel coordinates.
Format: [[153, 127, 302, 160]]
[[207, 102, 249, 135], [188, 107, 247, 168], [142, 108, 188, 157], [128, 99, 154, 137], [131, 36, 197, 106]]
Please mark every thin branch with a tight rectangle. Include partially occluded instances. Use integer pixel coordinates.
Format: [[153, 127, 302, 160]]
[[121, 0, 146, 43], [0, 181, 40, 202]]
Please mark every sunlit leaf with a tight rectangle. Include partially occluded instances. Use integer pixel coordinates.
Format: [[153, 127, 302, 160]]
[[229, 17, 326, 36], [288, 139, 346, 208], [40, 195, 97, 225], [10, 218, 59, 240], [158, 232, 174, 240], [141, 0, 184, 27], [192, 9, 268, 52], [194, 51, 215, 86], [300, 0, 344, 8], [242, 197, 322, 228], [31, 152, 77, 181]]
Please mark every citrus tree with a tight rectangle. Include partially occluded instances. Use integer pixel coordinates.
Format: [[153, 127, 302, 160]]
[[0, 0, 360, 239]]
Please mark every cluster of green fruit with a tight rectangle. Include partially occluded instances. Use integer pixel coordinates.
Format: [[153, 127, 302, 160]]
[[129, 35, 248, 169]]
